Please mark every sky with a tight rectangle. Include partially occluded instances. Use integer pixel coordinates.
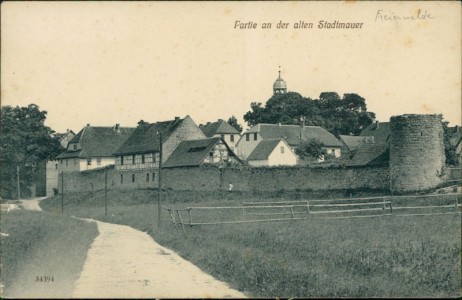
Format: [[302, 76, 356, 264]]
[[2, 1, 461, 133]]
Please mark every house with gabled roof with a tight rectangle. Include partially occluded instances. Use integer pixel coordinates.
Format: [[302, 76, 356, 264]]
[[347, 120, 391, 167], [360, 121, 390, 145], [199, 119, 240, 152], [339, 135, 374, 159], [236, 123, 343, 161], [46, 129, 76, 195], [56, 124, 135, 172], [348, 143, 389, 166], [163, 137, 241, 168], [247, 138, 297, 167], [113, 115, 206, 173]]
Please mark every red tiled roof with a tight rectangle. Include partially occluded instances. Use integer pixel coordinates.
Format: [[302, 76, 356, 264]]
[[200, 120, 240, 137], [247, 139, 286, 161], [360, 122, 390, 145], [57, 126, 135, 159], [348, 143, 389, 166], [163, 137, 239, 168], [243, 124, 342, 147], [113, 118, 186, 156]]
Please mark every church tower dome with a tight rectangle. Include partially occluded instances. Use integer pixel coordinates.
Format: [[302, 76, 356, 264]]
[[273, 67, 287, 95]]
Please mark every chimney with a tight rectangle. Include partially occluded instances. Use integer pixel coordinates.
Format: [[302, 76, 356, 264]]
[[375, 121, 379, 129], [455, 125, 460, 133], [174, 116, 180, 122], [115, 123, 120, 132], [87, 123, 90, 127], [206, 122, 211, 126]]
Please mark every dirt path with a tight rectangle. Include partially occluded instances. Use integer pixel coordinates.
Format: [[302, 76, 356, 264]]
[[72, 219, 246, 298], [9, 198, 245, 298], [18, 197, 46, 211]]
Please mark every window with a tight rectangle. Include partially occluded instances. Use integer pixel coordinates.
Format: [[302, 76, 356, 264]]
[[246, 133, 250, 141], [141, 154, 145, 164], [230, 134, 234, 142], [281, 146, 285, 154], [146, 173, 150, 182], [153, 153, 157, 163], [66, 159, 68, 166], [132, 174, 135, 182], [74, 159, 77, 165], [132, 154, 136, 164], [97, 158, 101, 165], [73, 144, 77, 150], [120, 174, 123, 184], [87, 158, 92, 166], [120, 156, 124, 165], [152, 173, 156, 181], [55, 164, 58, 169], [254, 133, 258, 141], [60, 160, 63, 164], [188, 146, 207, 153]]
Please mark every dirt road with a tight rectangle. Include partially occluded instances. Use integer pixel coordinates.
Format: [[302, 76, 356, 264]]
[[72, 219, 246, 298], [7, 197, 246, 298]]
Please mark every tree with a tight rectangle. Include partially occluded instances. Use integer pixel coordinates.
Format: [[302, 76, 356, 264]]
[[243, 91, 375, 136], [295, 139, 326, 160], [244, 92, 313, 126], [227, 116, 243, 133], [0, 104, 63, 198]]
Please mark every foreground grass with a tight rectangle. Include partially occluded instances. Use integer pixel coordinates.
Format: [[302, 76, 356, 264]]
[[41, 190, 462, 298], [0, 209, 98, 298]]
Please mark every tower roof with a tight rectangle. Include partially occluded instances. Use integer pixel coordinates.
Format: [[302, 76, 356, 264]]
[[273, 69, 287, 89]]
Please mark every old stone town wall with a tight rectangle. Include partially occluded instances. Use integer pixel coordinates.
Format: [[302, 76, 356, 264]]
[[57, 114, 447, 195], [58, 164, 390, 194]]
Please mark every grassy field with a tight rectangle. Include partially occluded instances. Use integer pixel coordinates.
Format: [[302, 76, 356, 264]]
[[0, 209, 98, 298], [41, 189, 461, 298]]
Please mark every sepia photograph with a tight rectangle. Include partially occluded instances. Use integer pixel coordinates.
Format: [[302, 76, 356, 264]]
[[1, 1, 461, 298]]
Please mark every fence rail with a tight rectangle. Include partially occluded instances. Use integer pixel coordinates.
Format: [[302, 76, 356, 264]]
[[163, 193, 462, 228]]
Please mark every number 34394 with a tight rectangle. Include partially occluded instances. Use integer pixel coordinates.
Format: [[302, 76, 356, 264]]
[[35, 276, 54, 282]]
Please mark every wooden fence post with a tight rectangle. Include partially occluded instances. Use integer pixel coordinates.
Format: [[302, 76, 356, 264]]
[[61, 171, 64, 214], [177, 209, 186, 233], [188, 208, 193, 226], [382, 197, 386, 215], [104, 166, 108, 217]]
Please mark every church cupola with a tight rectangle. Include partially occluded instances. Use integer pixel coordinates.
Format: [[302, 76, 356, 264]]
[[273, 67, 287, 95]]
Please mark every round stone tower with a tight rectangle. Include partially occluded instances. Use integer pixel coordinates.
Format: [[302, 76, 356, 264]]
[[389, 114, 446, 193]]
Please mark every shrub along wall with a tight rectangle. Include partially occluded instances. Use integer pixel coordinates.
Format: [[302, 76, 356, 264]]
[[58, 164, 390, 194]]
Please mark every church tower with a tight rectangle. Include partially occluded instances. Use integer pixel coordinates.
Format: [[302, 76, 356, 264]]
[[273, 67, 287, 95]]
